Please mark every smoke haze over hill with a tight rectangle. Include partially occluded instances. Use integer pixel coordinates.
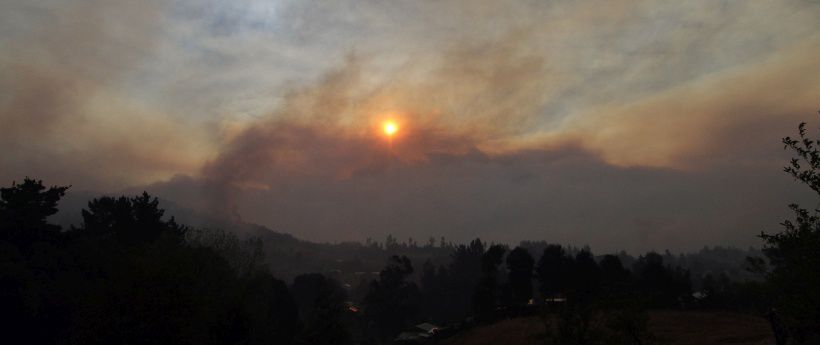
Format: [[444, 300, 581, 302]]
[[2, 0, 820, 251]]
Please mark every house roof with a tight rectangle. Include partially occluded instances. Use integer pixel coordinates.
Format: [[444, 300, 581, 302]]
[[414, 322, 440, 333]]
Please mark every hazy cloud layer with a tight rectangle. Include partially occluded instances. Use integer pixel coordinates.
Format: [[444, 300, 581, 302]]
[[0, 0, 210, 189], [2, 0, 819, 251]]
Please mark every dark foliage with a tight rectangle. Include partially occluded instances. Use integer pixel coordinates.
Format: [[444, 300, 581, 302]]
[[473, 244, 506, 314], [0, 179, 300, 345], [506, 246, 535, 306], [291, 273, 352, 345], [3, 175, 784, 344], [633, 252, 691, 308], [536, 244, 571, 299], [0, 177, 67, 246], [79, 193, 185, 244], [364, 255, 420, 339], [598, 254, 631, 298], [754, 120, 820, 343]]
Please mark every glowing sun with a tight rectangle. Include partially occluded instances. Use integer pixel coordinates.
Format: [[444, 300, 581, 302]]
[[383, 121, 398, 136]]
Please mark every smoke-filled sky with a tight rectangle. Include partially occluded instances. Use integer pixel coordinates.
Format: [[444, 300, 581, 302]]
[[2, 0, 820, 252]]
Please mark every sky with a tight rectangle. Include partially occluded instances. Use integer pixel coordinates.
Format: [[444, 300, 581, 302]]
[[2, 0, 819, 253]]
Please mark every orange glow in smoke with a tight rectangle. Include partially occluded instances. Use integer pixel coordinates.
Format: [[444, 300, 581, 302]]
[[383, 121, 398, 137]]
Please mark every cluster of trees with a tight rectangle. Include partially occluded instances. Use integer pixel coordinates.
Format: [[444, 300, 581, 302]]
[[0, 178, 351, 345], [366, 235, 462, 251], [0, 177, 770, 345], [360, 239, 693, 343], [750, 121, 820, 344], [357, 118, 820, 344]]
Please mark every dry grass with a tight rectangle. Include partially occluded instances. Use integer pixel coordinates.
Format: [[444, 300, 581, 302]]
[[650, 311, 773, 345], [438, 316, 547, 345], [438, 311, 774, 345]]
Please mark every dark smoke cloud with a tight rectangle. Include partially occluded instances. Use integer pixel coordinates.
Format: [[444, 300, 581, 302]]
[[189, 40, 554, 218], [148, 130, 812, 253], [142, 42, 817, 252], [3, 0, 819, 252]]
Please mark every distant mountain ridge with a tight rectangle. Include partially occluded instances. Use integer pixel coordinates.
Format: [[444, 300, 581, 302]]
[[52, 189, 762, 290]]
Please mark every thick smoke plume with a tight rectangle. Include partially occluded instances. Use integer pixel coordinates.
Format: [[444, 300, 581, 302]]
[[3, 0, 820, 251], [167, 34, 819, 252]]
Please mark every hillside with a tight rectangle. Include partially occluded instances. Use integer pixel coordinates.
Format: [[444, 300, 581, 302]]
[[438, 311, 774, 345], [52, 190, 764, 290]]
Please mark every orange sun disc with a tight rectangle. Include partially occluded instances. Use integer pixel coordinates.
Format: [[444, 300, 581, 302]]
[[383, 121, 398, 136]]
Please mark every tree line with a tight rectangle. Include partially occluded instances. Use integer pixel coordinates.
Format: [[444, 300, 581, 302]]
[[0, 177, 735, 345], [0, 179, 805, 345], [364, 239, 693, 344], [0, 179, 350, 345], [358, 117, 820, 344]]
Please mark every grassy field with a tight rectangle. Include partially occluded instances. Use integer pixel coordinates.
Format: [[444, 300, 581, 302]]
[[438, 311, 774, 345]]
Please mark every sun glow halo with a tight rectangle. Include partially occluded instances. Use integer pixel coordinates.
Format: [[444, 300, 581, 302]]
[[383, 121, 398, 137]]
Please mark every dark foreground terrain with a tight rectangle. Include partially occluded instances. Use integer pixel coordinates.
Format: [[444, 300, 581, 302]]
[[439, 311, 773, 345]]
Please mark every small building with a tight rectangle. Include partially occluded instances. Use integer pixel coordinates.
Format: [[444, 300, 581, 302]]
[[343, 301, 361, 314], [691, 291, 707, 300], [544, 295, 567, 304]]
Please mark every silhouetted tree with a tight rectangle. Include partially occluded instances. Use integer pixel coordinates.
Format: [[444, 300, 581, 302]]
[[0, 179, 302, 345], [552, 250, 601, 345], [443, 238, 486, 320], [536, 244, 570, 300], [236, 273, 301, 345], [364, 255, 420, 339], [633, 252, 690, 308], [419, 259, 454, 323], [755, 120, 820, 342], [0, 178, 69, 343], [0, 177, 67, 246], [599, 254, 631, 298], [507, 246, 535, 306], [80, 192, 185, 244], [292, 274, 351, 345], [385, 234, 398, 250], [421, 259, 438, 292], [473, 244, 505, 314], [567, 250, 601, 300]]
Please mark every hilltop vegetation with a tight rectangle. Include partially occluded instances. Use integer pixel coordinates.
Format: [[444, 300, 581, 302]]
[[0, 177, 767, 345], [439, 311, 774, 345]]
